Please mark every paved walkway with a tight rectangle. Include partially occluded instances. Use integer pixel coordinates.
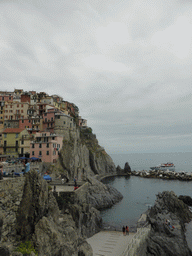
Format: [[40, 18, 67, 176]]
[[51, 185, 74, 192], [86, 231, 134, 256]]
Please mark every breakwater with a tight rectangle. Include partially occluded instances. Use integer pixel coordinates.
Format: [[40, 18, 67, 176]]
[[131, 169, 192, 181]]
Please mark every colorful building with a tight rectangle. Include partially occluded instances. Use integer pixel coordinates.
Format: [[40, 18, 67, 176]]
[[30, 132, 63, 163], [4, 102, 29, 121], [2, 128, 30, 157]]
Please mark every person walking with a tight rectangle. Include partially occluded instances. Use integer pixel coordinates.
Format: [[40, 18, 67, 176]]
[[74, 176, 77, 187], [126, 226, 129, 235], [23, 159, 30, 174], [122, 226, 125, 235]]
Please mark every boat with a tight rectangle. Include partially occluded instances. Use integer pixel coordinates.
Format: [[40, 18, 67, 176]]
[[150, 162, 175, 171]]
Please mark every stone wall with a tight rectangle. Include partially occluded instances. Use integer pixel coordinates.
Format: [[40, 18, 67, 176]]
[[0, 178, 25, 244]]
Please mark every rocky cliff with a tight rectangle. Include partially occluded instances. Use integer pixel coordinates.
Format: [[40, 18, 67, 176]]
[[146, 191, 192, 256], [54, 127, 116, 180], [0, 171, 93, 256]]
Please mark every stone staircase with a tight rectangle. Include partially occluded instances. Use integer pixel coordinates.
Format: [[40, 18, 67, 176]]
[[86, 231, 134, 256], [86, 224, 151, 256]]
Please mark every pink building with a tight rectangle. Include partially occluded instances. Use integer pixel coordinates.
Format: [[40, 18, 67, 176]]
[[43, 109, 55, 133], [30, 132, 63, 163]]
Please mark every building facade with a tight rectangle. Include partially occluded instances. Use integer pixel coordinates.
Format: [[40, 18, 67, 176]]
[[30, 132, 63, 163]]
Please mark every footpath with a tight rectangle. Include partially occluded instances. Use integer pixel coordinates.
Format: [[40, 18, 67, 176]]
[[86, 231, 134, 256]]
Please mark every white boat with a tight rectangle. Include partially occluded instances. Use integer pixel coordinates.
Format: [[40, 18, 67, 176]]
[[150, 162, 175, 171]]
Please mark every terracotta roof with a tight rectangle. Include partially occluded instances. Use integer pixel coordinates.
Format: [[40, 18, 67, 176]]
[[3, 128, 25, 133]]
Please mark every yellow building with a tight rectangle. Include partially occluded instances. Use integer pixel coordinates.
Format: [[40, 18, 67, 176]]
[[2, 128, 30, 157]]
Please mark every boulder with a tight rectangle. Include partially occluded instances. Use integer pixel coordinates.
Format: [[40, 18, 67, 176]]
[[146, 191, 192, 256], [178, 195, 192, 206]]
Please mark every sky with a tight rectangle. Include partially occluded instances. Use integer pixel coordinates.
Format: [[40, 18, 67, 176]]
[[0, 0, 192, 154]]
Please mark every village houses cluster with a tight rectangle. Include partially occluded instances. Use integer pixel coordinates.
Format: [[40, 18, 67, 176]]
[[0, 89, 87, 163]]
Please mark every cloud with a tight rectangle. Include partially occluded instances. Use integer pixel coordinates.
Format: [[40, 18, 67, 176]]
[[0, 0, 192, 153]]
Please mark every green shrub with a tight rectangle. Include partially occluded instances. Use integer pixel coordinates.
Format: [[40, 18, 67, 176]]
[[16, 241, 38, 255], [48, 185, 52, 191]]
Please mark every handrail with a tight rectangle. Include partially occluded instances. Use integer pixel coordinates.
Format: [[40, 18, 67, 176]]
[[120, 221, 151, 256]]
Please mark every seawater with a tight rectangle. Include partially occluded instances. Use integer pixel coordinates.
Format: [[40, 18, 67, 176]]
[[101, 176, 192, 230], [100, 152, 192, 246]]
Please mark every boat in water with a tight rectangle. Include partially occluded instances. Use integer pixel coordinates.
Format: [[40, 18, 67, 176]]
[[150, 162, 175, 171]]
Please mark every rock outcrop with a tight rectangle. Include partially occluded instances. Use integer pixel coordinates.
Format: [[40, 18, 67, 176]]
[[178, 195, 192, 206], [55, 127, 116, 180], [75, 177, 123, 210], [146, 191, 192, 256], [0, 171, 93, 256]]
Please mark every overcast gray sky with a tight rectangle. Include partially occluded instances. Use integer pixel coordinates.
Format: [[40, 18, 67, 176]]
[[1, 0, 192, 154]]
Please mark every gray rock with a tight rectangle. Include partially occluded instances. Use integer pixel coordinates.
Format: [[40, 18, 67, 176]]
[[75, 177, 123, 210], [178, 195, 192, 206], [146, 191, 192, 256], [0, 245, 10, 256]]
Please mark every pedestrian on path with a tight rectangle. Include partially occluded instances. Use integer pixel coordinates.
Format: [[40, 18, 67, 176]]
[[126, 226, 129, 235], [74, 176, 77, 186], [122, 226, 125, 235]]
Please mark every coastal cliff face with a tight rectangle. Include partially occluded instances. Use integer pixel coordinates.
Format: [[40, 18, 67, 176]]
[[0, 171, 93, 256], [146, 191, 192, 256], [55, 127, 116, 179]]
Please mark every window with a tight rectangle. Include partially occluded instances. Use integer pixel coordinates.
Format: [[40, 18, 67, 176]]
[[9, 97, 11, 100], [32, 144, 34, 148], [53, 150, 56, 155], [46, 143, 49, 148], [63, 121, 65, 124], [39, 151, 42, 156], [21, 104, 23, 107], [2, 97, 4, 100], [51, 117, 53, 121], [32, 151, 34, 156], [17, 104, 19, 107], [46, 151, 49, 155], [39, 144, 42, 148], [22, 120, 24, 123], [4, 134, 7, 138], [15, 133, 19, 138], [21, 140, 24, 145], [44, 113, 47, 116], [21, 110, 23, 113], [45, 118, 47, 122]]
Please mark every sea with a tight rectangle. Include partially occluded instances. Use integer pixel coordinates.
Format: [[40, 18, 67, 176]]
[[100, 152, 192, 248]]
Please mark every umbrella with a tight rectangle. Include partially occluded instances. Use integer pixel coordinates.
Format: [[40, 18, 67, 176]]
[[30, 157, 39, 161], [18, 157, 28, 160], [43, 175, 52, 181]]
